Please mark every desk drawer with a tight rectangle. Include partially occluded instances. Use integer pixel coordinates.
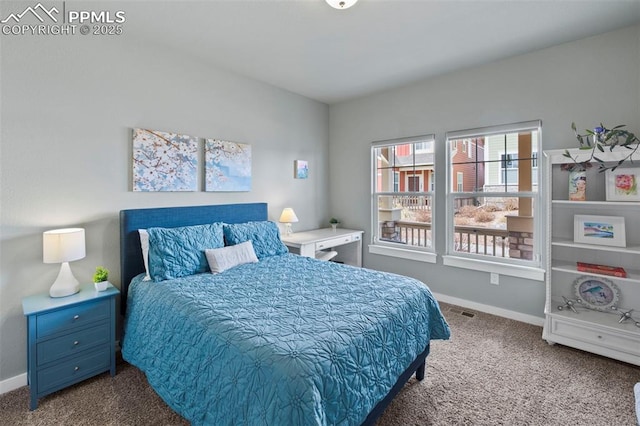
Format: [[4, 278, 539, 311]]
[[37, 346, 111, 394], [37, 300, 110, 338], [316, 236, 352, 250], [551, 317, 640, 355], [37, 321, 110, 366]]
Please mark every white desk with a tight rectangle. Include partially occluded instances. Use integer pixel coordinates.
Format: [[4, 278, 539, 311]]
[[281, 228, 363, 267]]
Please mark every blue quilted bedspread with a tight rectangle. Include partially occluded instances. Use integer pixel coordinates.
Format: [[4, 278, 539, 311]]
[[122, 254, 450, 425]]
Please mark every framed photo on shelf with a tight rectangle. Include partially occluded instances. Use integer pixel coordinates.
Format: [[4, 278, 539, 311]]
[[573, 214, 626, 247], [573, 275, 620, 311], [605, 166, 640, 201]]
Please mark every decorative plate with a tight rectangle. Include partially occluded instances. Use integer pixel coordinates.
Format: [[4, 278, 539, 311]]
[[573, 275, 619, 311]]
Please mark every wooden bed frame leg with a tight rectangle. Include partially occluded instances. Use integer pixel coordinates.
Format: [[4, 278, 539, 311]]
[[416, 361, 426, 381]]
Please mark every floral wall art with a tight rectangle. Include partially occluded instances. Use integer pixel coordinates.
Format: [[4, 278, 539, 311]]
[[132, 128, 198, 192], [204, 139, 252, 192]]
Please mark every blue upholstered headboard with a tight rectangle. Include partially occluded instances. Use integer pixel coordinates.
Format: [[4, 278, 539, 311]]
[[119, 203, 268, 314]]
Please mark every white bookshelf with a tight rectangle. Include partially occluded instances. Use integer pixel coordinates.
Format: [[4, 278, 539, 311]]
[[542, 147, 640, 366]]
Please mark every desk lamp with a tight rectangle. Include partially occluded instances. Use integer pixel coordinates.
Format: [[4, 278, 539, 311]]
[[279, 208, 299, 236]]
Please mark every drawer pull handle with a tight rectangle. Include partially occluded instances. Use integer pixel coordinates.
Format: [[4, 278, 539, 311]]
[[597, 335, 602, 339], [73, 315, 80, 321], [74, 366, 79, 371], [73, 341, 79, 346]]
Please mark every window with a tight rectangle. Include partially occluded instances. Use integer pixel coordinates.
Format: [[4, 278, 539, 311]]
[[414, 141, 432, 152], [500, 153, 518, 184], [371, 134, 436, 262], [444, 121, 543, 280]]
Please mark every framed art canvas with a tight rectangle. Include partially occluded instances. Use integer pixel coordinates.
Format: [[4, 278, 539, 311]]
[[573, 214, 626, 247], [204, 139, 252, 192], [568, 170, 587, 201], [605, 167, 640, 201], [132, 128, 198, 192], [294, 160, 309, 179]]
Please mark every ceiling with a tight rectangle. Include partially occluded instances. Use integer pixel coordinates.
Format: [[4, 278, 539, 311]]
[[125, 0, 640, 105]]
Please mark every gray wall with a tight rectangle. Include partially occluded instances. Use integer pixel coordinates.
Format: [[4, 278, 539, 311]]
[[1, 19, 638, 385], [328, 25, 640, 317], [0, 33, 329, 380]]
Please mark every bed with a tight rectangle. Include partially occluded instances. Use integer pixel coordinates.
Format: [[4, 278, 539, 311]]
[[119, 203, 450, 425]]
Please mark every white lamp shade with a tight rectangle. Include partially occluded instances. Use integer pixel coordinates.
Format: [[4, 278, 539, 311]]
[[279, 208, 299, 224], [43, 228, 86, 263], [326, 0, 358, 9]]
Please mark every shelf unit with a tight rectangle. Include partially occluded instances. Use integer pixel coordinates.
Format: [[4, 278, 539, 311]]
[[542, 147, 640, 366]]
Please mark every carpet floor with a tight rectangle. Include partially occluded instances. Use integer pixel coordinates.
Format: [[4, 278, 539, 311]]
[[1, 303, 639, 425]]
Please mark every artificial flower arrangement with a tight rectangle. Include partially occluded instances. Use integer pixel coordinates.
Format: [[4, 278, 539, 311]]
[[563, 123, 639, 172]]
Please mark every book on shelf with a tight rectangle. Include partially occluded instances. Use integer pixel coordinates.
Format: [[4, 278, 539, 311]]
[[576, 262, 627, 278]]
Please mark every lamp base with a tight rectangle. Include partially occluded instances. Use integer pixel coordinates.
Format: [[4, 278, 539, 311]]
[[284, 223, 293, 236], [49, 262, 80, 298]]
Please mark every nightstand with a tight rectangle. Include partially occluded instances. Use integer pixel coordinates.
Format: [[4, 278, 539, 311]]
[[281, 228, 363, 267], [22, 283, 118, 410]]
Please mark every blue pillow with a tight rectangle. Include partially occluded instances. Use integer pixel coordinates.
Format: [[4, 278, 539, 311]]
[[223, 221, 288, 259], [147, 223, 224, 281]]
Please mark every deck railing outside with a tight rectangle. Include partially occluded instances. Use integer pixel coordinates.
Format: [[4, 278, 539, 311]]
[[382, 220, 509, 257], [391, 195, 476, 211]]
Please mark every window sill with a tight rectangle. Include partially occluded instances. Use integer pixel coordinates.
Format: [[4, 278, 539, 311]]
[[368, 244, 437, 263], [442, 255, 545, 281]]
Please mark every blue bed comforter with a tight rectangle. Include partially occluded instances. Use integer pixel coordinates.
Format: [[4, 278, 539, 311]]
[[122, 254, 450, 425]]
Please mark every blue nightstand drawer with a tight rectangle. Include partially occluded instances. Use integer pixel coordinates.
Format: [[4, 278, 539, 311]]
[[37, 321, 110, 366], [36, 299, 109, 338], [23, 284, 119, 410], [37, 346, 111, 394]]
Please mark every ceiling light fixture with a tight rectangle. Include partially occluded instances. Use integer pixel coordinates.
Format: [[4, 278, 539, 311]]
[[326, 0, 358, 10]]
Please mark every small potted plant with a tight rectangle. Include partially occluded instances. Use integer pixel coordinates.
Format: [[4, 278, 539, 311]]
[[93, 266, 110, 291], [329, 217, 340, 231]]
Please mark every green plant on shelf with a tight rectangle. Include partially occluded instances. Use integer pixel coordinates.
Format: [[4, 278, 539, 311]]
[[93, 266, 109, 283]]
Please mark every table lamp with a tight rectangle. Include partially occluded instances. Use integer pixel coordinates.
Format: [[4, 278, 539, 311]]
[[43, 228, 86, 298], [279, 208, 299, 236]]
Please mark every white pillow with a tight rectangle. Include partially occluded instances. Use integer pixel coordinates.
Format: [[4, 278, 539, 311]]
[[205, 240, 258, 274], [138, 229, 151, 281]]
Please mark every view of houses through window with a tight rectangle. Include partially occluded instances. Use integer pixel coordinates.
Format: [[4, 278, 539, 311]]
[[372, 135, 435, 250], [447, 121, 540, 264], [371, 121, 541, 270]]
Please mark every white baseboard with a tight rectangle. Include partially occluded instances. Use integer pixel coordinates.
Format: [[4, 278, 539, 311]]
[[433, 292, 545, 327], [0, 372, 27, 395]]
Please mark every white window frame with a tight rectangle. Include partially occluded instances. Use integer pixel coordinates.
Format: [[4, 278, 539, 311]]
[[444, 120, 544, 281], [370, 134, 436, 263], [456, 172, 463, 192]]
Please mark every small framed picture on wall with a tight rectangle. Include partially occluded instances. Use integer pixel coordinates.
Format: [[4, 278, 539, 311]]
[[294, 160, 309, 179]]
